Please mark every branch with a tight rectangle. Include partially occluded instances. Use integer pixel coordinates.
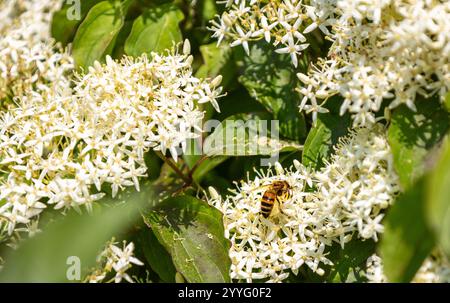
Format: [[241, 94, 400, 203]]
[[155, 152, 192, 185]]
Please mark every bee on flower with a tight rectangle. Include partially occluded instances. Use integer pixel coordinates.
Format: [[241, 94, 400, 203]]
[[208, 125, 399, 282]]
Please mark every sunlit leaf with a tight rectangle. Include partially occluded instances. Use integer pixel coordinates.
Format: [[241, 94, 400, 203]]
[[51, 0, 101, 46], [72, 0, 129, 69], [124, 3, 184, 57], [380, 178, 435, 282], [426, 137, 450, 257], [203, 113, 303, 157], [143, 195, 231, 283]]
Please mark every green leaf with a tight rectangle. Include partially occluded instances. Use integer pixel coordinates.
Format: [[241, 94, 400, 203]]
[[202, 172, 233, 197], [426, 137, 450, 257], [183, 142, 229, 183], [326, 239, 375, 283], [191, 156, 229, 183], [111, 20, 133, 59], [143, 195, 231, 282], [214, 88, 267, 122], [0, 187, 154, 282], [388, 97, 450, 189], [199, 0, 218, 23], [302, 100, 351, 169], [139, 228, 176, 282], [72, 1, 128, 69], [239, 42, 306, 141], [380, 178, 435, 282], [124, 4, 184, 57], [444, 92, 450, 112], [195, 42, 236, 89], [51, 0, 101, 46], [203, 113, 303, 157]]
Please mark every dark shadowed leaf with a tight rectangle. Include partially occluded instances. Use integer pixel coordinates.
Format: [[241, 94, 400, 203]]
[[111, 20, 133, 59], [195, 42, 237, 89], [143, 195, 231, 282], [326, 239, 375, 283], [302, 98, 351, 169], [213, 88, 267, 122], [188, 155, 229, 184], [239, 43, 306, 141]]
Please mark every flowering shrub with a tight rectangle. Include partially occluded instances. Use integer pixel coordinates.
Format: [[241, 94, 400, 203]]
[[0, 0, 449, 284]]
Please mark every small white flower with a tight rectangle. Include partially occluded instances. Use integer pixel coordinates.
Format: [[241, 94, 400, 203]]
[[86, 239, 144, 283], [230, 26, 252, 55], [366, 249, 450, 283], [275, 35, 309, 68], [252, 16, 278, 43]]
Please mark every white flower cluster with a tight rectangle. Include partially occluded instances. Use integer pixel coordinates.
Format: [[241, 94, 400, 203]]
[[208, 125, 399, 282], [0, 2, 224, 241], [212, 1, 450, 127], [366, 250, 450, 283], [0, 41, 223, 239], [210, 0, 318, 67], [0, 0, 72, 103], [297, 0, 450, 126], [0, 0, 74, 241], [0, 0, 59, 37], [86, 239, 144, 283]]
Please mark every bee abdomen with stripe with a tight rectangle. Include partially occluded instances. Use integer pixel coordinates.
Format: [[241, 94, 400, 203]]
[[260, 180, 291, 218], [260, 190, 277, 218]]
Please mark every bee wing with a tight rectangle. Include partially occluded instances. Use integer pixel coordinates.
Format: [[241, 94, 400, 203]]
[[250, 184, 273, 192]]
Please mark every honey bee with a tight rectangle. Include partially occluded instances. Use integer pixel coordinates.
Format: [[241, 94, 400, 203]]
[[260, 180, 292, 218]]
